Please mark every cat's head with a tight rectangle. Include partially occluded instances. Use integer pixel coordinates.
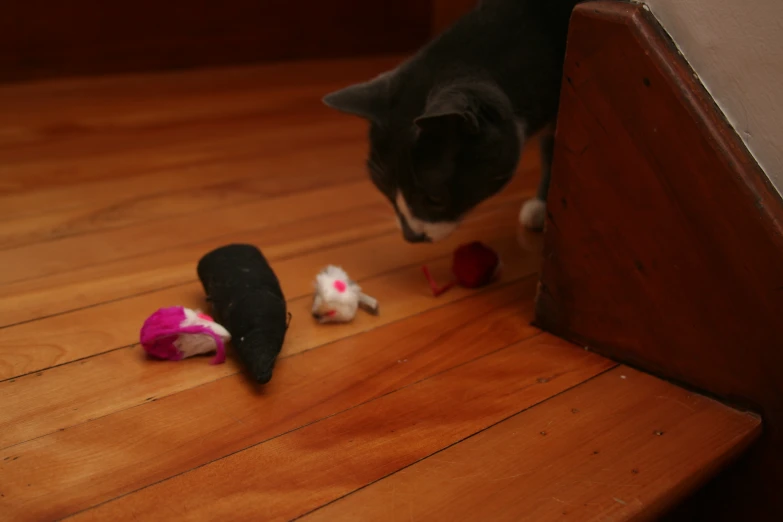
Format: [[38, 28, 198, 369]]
[[323, 69, 521, 243]]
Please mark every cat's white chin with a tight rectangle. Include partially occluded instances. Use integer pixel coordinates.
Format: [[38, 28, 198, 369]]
[[420, 222, 458, 242], [396, 192, 457, 242], [520, 198, 546, 231]]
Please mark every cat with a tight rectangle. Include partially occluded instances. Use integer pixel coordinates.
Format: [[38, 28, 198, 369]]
[[323, 0, 582, 242]]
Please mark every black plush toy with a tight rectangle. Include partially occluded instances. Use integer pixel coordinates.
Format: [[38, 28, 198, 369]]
[[197, 244, 289, 384]]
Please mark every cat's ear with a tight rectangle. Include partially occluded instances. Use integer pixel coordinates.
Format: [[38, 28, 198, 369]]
[[322, 72, 392, 122], [414, 87, 481, 136]]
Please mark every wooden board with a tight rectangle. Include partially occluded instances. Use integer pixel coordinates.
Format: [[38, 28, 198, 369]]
[[0, 231, 537, 449], [0, 1, 430, 82], [301, 367, 761, 522], [64, 335, 615, 522], [0, 185, 534, 329], [1, 279, 543, 520], [0, 55, 760, 522], [534, 2, 783, 519]]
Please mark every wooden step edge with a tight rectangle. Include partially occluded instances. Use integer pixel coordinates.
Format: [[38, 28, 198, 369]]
[[534, 2, 783, 518], [300, 366, 761, 522]]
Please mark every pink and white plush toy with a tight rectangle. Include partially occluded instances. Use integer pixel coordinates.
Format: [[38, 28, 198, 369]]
[[311, 266, 379, 324], [140, 306, 231, 364]]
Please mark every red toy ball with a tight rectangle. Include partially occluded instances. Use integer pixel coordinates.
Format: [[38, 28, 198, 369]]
[[422, 241, 501, 296]]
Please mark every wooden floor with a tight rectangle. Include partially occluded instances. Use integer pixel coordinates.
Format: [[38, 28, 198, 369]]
[[0, 58, 761, 522]]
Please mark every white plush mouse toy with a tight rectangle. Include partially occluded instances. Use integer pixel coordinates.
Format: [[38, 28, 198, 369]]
[[311, 266, 379, 323]]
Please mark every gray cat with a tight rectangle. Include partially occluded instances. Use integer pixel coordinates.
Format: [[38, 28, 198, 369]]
[[323, 0, 581, 242]]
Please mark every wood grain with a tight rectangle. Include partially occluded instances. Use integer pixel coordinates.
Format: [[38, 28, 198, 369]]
[[0, 231, 538, 449], [0, 105, 355, 186], [0, 202, 392, 327], [0, 2, 429, 82], [0, 181, 378, 286], [0, 279, 540, 520], [0, 160, 537, 327], [0, 58, 401, 200], [66, 335, 615, 522], [0, 203, 528, 381], [0, 57, 399, 144], [534, 2, 783, 518], [302, 367, 761, 522], [0, 55, 759, 522], [0, 140, 365, 249], [0, 130, 539, 249]]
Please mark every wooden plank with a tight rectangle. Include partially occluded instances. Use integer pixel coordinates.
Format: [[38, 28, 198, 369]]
[[0, 181, 530, 329], [0, 2, 429, 83], [0, 88, 346, 158], [0, 142, 368, 249], [0, 229, 538, 449], [64, 335, 614, 522], [0, 119, 366, 217], [0, 55, 570, 522], [301, 367, 761, 522], [0, 279, 541, 521], [0, 92, 349, 170], [0, 54, 529, 223], [0, 57, 399, 145], [0, 201, 526, 377], [534, 3, 783, 518], [0, 181, 378, 285], [0, 184, 533, 331], [0, 61, 396, 195], [0, 134, 538, 251], [0, 202, 394, 327], [0, 133, 539, 248]]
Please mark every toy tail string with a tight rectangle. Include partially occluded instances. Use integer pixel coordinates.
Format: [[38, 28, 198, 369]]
[[358, 293, 380, 315], [421, 265, 456, 297]]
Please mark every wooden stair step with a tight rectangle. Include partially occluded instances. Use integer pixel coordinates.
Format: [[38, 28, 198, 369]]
[[0, 53, 763, 522], [1, 279, 540, 520], [301, 367, 761, 522], [65, 333, 615, 521], [59, 348, 759, 522]]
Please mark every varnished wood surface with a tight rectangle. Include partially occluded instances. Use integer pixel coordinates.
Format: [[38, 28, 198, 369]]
[[302, 367, 760, 522], [535, 2, 782, 519], [0, 57, 760, 521], [69, 335, 614, 522]]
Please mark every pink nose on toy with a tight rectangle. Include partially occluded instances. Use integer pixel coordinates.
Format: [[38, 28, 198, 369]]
[[333, 280, 347, 293]]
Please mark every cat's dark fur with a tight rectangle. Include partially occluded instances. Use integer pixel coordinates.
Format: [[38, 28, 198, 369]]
[[324, 0, 581, 242]]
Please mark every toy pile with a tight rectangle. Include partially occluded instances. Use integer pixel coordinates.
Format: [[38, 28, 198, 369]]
[[140, 241, 499, 385]]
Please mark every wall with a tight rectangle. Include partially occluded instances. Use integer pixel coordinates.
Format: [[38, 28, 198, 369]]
[[0, 1, 431, 83], [432, 0, 477, 35], [642, 0, 783, 194]]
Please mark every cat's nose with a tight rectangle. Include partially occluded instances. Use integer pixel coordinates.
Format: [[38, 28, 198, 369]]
[[403, 228, 430, 243], [399, 216, 431, 243]]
